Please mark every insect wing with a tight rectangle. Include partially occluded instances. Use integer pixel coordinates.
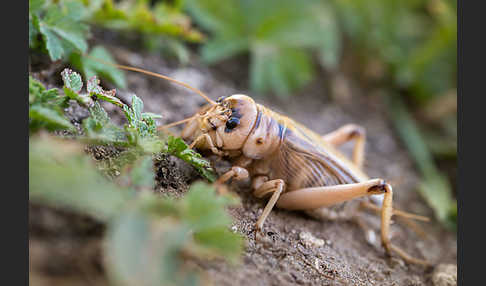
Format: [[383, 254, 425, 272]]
[[276, 121, 367, 190]]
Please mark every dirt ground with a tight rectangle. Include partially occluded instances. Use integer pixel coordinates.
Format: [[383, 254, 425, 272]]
[[29, 38, 457, 286]]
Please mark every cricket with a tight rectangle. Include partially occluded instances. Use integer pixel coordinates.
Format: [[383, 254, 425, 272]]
[[95, 58, 432, 267]]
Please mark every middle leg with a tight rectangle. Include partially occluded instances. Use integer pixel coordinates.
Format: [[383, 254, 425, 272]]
[[322, 124, 366, 168], [252, 177, 285, 236]]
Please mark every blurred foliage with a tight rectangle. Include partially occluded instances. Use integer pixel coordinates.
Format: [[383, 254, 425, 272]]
[[29, 0, 205, 88], [29, 0, 126, 87], [70, 45, 127, 88], [29, 69, 242, 284], [88, 0, 204, 42], [29, 76, 74, 132], [30, 135, 243, 286], [388, 94, 456, 229], [29, 0, 90, 61], [333, 0, 456, 104], [184, 0, 340, 96], [87, 0, 204, 64], [184, 0, 456, 101]]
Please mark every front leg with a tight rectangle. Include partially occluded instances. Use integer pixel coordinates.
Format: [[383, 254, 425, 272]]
[[211, 166, 249, 195], [189, 133, 226, 156]]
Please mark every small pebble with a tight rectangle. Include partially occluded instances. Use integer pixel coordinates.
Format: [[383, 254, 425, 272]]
[[432, 264, 457, 286], [299, 231, 325, 248]]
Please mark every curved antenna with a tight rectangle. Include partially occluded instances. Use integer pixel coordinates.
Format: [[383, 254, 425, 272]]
[[157, 116, 197, 131], [83, 54, 216, 105]]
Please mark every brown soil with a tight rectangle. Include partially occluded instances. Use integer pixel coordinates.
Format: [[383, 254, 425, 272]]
[[29, 40, 457, 286]]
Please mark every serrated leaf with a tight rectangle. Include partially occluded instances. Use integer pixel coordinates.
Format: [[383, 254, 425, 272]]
[[39, 25, 66, 60], [36, 0, 89, 60], [88, 101, 110, 129], [61, 68, 83, 92], [61, 68, 93, 106]]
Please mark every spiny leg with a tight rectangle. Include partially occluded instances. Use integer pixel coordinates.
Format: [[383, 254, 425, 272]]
[[379, 184, 430, 266], [359, 200, 430, 240], [276, 179, 430, 266], [252, 178, 285, 237], [322, 124, 366, 169], [359, 200, 430, 222]]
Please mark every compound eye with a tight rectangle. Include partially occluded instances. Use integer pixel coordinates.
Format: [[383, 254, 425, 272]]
[[225, 117, 240, 132], [216, 96, 227, 103]]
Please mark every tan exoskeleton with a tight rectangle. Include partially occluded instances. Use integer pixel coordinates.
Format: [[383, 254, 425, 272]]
[[92, 60, 431, 266]]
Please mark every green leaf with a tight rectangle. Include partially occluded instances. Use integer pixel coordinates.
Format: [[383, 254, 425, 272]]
[[36, 0, 89, 60], [61, 68, 83, 93], [29, 75, 46, 103], [71, 46, 127, 89], [167, 136, 216, 182], [121, 94, 159, 141], [39, 25, 67, 61], [105, 212, 196, 286], [193, 226, 243, 262], [181, 182, 239, 231], [29, 0, 45, 14], [29, 105, 74, 131], [181, 182, 243, 260], [82, 102, 128, 146], [29, 16, 39, 48], [29, 135, 135, 221], [29, 76, 73, 132], [131, 94, 144, 121], [61, 68, 93, 106]]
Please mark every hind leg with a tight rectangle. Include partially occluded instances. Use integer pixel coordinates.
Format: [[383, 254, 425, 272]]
[[276, 179, 429, 266]]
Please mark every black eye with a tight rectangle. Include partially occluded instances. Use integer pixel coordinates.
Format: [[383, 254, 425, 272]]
[[225, 117, 240, 132], [216, 96, 227, 103]]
